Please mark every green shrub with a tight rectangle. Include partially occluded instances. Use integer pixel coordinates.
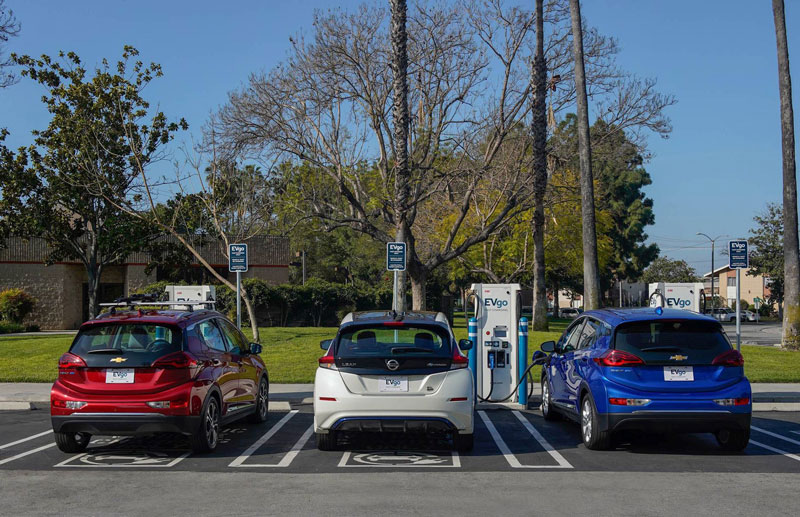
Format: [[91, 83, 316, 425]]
[[0, 320, 25, 334], [0, 288, 37, 323], [24, 324, 41, 332]]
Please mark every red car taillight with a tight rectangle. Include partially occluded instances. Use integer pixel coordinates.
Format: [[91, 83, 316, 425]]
[[593, 349, 644, 367], [712, 350, 744, 367], [58, 352, 86, 369], [152, 352, 198, 369], [450, 345, 469, 370]]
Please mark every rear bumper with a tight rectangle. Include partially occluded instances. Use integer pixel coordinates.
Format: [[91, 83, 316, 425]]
[[52, 413, 201, 436], [599, 411, 751, 433]]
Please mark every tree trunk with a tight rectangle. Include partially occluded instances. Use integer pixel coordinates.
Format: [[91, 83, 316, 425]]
[[552, 279, 560, 320], [86, 264, 102, 321], [531, 0, 549, 332], [410, 266, 427, 311], [569, 0, 601, 310], [390, 0, 410, 312], [774, 0, 800, 349], [241, 287, 260, 341]]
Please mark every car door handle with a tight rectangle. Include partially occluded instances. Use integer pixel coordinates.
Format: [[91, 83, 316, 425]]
[[211, 359, 222, 367], [580, 356, 589, 362]]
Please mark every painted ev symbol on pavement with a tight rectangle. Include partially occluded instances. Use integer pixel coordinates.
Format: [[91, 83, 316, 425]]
[[79, 450, 175, 466], [352, 452, 449, 466]]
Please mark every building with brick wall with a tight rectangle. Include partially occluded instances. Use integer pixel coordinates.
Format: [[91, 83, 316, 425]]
[[0, 235, 290, 329]]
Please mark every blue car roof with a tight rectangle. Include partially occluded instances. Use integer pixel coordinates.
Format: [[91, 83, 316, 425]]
[[581, 308, 717, 328]]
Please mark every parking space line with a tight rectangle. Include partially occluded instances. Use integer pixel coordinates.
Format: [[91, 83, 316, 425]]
[[0, 430, 52, 450], [512, 411, 572, 469], [337, 451, 461, 468], [233, 424, 313, 468], [749, 439, 800, 463], [752, 426, 800, 447], [228, 410, 298, 467], [478, 411, 572, 469], [0, 442, 56, 466]]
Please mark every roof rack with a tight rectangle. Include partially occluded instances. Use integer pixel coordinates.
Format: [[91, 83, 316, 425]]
[[98, 296, 216, 315]]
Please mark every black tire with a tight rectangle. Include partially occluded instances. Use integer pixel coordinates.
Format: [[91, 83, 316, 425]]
[[541, 376, 558, 421], [247, 377, 269, 424], [454, 432, 474, 452], [54, 431, 90, 453], [316, 431, 336, 451], [580, 393, 611, 450], [716, 428, 750, 451], [190, 395, 221, 453]]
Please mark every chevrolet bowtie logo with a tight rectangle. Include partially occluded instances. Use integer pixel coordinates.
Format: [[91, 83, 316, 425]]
[[669, 355, 688, 361], [110, 357, 127, 363]]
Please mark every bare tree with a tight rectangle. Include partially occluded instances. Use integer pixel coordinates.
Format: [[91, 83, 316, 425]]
[[390, 0, 410, 311], [569, 0, 600, 310], [0, 0, 20, 89], [773, 0, 799, 349], [530, 0, 548, 330]]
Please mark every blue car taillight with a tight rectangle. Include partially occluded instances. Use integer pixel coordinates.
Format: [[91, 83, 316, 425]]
[[713, 397, 750, 406]]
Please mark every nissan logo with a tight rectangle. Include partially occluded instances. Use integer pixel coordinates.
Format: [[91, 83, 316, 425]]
[[386, 359, 400, 371]]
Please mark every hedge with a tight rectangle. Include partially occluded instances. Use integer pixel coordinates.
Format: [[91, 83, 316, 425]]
[[135, 278, 393, 327]]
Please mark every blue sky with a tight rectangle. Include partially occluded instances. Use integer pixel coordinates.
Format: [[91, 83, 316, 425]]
[[0, 0, 797, 276]]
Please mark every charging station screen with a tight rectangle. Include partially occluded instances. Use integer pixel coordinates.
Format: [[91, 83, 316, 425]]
[[494, 329, 507, 338]]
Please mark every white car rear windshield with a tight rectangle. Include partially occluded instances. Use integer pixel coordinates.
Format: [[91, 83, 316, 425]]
[[336, 325, 450, 358]]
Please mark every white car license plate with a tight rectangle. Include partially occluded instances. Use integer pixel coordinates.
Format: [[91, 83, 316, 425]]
[[664, 366, 693, 381], [379, 376, 408, 392], [106, 369, 135, 384]]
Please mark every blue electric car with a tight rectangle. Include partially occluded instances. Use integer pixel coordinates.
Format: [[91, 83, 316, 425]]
[[539, 308, 751, 451]]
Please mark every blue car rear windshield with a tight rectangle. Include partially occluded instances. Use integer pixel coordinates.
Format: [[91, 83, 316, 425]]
[[613, 320, 732, 365], [336, 325, 451, 358]]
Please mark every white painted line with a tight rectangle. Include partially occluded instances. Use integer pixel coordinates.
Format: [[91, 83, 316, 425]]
[[54, 438, 123, 467], [228, 410, 298, 467], [512, 411, 572, 469], [0, 442, 56, 466], [752, 426, 800, 447], [337, 450, 460, 468], [0, 430, 51, 450], [749, 439, 800, 463], [478, 410, 572, 469], [234, 424, 314, 468], [54, 437, 191, 468]]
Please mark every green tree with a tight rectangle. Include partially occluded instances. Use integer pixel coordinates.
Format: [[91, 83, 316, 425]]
[[0, 47, 185, 318], [749, 203, 784, 314], [640, 256, 699, 284]]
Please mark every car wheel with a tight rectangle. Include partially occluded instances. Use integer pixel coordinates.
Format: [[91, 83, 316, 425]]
[[247, 377, 269, 424], [580, 393, 611, 450], [54, 431, 91, 453], [316, 431, 337, 451], [541, 376, 558, 421], [190, 395, 221, 453], [716, 428, 750, 451], [454, 432, 474, 452]]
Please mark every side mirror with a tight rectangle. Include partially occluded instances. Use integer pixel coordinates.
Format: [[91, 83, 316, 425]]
[[531, 350, 547, 365], [249, 343, 262, 355], [320, 339, 333, 351], [458, 338, 474, 351], [540, 340, 555, 353]]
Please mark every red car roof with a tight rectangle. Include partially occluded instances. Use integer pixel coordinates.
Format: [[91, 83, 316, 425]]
[[80, 309, 219, 329]]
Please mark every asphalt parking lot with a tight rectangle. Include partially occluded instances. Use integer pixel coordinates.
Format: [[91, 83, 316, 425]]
[[2, 405, 800, 473]]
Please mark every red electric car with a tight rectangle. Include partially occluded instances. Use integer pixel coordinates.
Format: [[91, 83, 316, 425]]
[[51, 298, 269, 453]]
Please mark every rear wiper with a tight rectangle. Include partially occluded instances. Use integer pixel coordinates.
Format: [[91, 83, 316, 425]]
[[640, 346, 681, 352], [87, 349, 124, 354], [391, 347, 435, 354]]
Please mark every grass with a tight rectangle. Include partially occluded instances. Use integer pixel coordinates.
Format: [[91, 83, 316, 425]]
[[1, 322, 798, 384]]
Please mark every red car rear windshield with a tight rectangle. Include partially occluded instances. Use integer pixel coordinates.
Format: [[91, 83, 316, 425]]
[[71, 324, 182, 367]]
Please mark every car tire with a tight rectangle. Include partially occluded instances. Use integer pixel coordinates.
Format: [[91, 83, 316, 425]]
[[580, 393, 611, 450], [190, 395, 221, 453], [247, 377, 269, 424], [541, 376, 558, 421], [54, 431, 91, 453], [454, 432, 474, 452], [716, 428, 750, 451], [316, 431, 337, 451]]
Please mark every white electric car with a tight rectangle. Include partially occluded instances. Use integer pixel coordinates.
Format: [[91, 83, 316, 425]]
[[313, 311, 475, 451]]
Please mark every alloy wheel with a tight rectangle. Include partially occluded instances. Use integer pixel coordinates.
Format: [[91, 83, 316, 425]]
[[542, 380, 550, 413], [581, 398, 593, 443], [205, 399, 219, 448], [258, 381, 268, 419]]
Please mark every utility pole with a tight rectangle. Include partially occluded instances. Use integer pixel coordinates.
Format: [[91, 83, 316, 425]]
[[697, 233, 725, 311]]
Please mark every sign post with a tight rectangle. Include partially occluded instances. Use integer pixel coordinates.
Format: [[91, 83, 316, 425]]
[[229, 243, 248, 328], [386, 242, 407, 312], [729, 240, 748, 351]]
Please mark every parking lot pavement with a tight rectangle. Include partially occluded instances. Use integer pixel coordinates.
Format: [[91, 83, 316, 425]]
[[2, 406, 800, 474]]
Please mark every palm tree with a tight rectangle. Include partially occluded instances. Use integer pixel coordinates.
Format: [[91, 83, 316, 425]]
[[568, 0, 601, 310], [390, 0, 410, 311], [773, 0, 799, 349], [531, 0, 549, 331]]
